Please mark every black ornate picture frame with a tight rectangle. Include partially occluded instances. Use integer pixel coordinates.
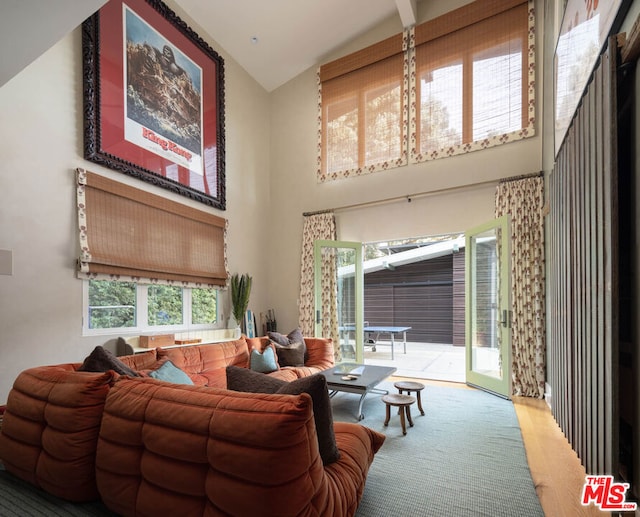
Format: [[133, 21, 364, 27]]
[[82, 0, 226, 209]]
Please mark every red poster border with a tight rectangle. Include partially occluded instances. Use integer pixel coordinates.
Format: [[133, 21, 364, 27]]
[[82, 0, 226, 209]]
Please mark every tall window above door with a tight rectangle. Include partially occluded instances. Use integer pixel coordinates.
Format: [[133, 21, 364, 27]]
[[319, 33, 408, 181], [317, 0, 534, 182], [412, 0, 532, 162]]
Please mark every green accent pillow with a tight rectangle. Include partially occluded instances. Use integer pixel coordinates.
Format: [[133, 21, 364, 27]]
[[226, 366, 340, 465], [250, 346, 279, 373], [149, 361, 194, 385]]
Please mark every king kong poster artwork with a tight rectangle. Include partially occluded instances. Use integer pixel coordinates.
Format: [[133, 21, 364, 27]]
[[126, 38, 202, 157]]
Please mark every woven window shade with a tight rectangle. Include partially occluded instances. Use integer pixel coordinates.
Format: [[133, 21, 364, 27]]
[[77, 169, 227, 287], [319, 33, 403, 82], [317, 0, 533, 177], [414, 1, 528, 151], [319, 33, 406, 177], [413, 0, 526, 46]]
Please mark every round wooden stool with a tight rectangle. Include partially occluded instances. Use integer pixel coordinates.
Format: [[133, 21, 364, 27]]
[[394, 381, 425, 415], [382, 394, 415, 435]]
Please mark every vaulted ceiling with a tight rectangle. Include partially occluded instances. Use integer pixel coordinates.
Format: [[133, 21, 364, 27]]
[[173, 0, 419, 91], [0, 0, 419, 91]]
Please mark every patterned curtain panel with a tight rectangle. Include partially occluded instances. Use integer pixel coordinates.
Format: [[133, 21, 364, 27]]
[[318, 246, 341, 361], [495, 176, 545, 398], [298, 212, 337, 340]]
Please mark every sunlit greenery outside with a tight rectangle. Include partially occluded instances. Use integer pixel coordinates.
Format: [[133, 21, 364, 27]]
[[192, 288, 217, 324], [364, 234, 464, 259], [148, 285, 183, 326], [88, 280, 136, 329], [88, 280, 217, 330], [326, 82, 402, 174], [333, 235, 465, 269]]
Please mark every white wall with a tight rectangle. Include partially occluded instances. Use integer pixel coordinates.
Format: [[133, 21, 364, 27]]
[[0, 0, 551, 402], [268, 1, 544, 332], [0, 16, 271, 402]]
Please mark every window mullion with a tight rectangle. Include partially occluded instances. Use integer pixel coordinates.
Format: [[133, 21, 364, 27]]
[[184, 288, 191, 327], [138, 284, 148, 329], [462, 52, 473, 144], [357, 91, 366, 168]]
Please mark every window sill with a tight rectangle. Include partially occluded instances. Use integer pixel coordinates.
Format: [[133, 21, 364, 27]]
[[119, 328, 242, 355]]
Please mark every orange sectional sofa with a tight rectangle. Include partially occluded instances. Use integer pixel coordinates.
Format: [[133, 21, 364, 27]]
[[151, 335, 336, 387], [97, 377, 384, 516], [0, 335, 384, 516]]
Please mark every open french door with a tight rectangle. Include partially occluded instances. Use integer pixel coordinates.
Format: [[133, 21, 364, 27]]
[[313, 240, 364, 363], [465, 216, 511, 398]]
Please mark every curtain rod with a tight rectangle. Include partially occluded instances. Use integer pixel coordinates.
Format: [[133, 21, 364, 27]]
[[498, 171, 543, 184], [302, 177, 500, 217]]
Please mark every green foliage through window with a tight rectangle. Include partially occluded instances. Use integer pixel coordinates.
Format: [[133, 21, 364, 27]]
[[88, 280, 136, 329], [192, 288, 217, 324], [86, 280, 217, 332], [148, 285, 183, 326]]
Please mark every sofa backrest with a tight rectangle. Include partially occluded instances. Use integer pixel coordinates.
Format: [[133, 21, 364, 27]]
[[245, 336, 335, 371], [118, 347, 158, 370], [0, 365, 117, 502], [96, 376, 328, 517], [303, 337, 335, 370], [157, 337, 250, 387]]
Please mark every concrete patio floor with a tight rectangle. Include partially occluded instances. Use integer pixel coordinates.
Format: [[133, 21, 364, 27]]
[[363, 341, 466, 383]]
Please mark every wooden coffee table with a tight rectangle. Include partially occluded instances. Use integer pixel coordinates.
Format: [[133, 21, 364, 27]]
[[320, 363, 397, 421]]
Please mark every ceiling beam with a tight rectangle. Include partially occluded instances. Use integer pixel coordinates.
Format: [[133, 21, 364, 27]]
[[395, 0, 417, 28]]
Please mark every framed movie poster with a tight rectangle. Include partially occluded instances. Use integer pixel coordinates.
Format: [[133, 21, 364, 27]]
[[554, 0, 629, 157], [82, 0, 226, 209]]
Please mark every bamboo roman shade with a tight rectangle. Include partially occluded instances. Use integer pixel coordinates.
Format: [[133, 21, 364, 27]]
[[317, 0, 534, 181], [318, 33, 407, 180], [76, 169, 227, 286], [413, 0, 529, 157]]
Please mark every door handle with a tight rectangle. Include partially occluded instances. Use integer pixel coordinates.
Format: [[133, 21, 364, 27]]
[[316, 310, 321, 324], [501, 310, 512, 328]]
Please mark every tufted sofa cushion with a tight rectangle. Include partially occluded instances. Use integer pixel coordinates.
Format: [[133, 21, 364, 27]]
[[226, 366, 341, 465], [96, 376, 384, 517], [0, 335, 338, 505], [0, 365, 117, 501], [156, 337, 250, 387], [245, 336, 335, 381]]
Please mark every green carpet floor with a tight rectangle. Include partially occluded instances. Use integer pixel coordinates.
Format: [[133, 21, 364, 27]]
[[331, 382, 544, 517], [0, 382, 543, 516]]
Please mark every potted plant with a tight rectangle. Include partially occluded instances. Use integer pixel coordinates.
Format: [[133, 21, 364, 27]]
[[229, 273, 252, 330]]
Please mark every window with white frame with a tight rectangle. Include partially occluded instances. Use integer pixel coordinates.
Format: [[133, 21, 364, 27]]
[[317, 0, 534, 181], [412, 1, 531, 162], [83, 279, 218, 334], [75, 169, 227, 336]]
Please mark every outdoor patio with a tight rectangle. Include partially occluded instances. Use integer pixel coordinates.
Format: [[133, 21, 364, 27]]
[[363, 341, 465, 383]]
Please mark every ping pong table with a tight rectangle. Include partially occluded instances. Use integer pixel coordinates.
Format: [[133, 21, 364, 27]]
[[340, 325, 411, 360]]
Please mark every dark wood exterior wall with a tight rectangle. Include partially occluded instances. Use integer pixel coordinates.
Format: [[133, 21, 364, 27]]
[[364, 254, 456, 343], [452, 250, 466, 346]]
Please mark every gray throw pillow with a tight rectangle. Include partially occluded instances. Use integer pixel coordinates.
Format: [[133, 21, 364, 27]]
[[271, 340, 305, 367], [226, 366, 340, 465], [78, 346, 140, 377], [268, 328, 307, 365], [268, 328, 304, 347]]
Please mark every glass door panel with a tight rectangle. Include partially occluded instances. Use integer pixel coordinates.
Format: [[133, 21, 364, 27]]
[[465, 216, 511, 398], [314, 240, 363, 363]]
